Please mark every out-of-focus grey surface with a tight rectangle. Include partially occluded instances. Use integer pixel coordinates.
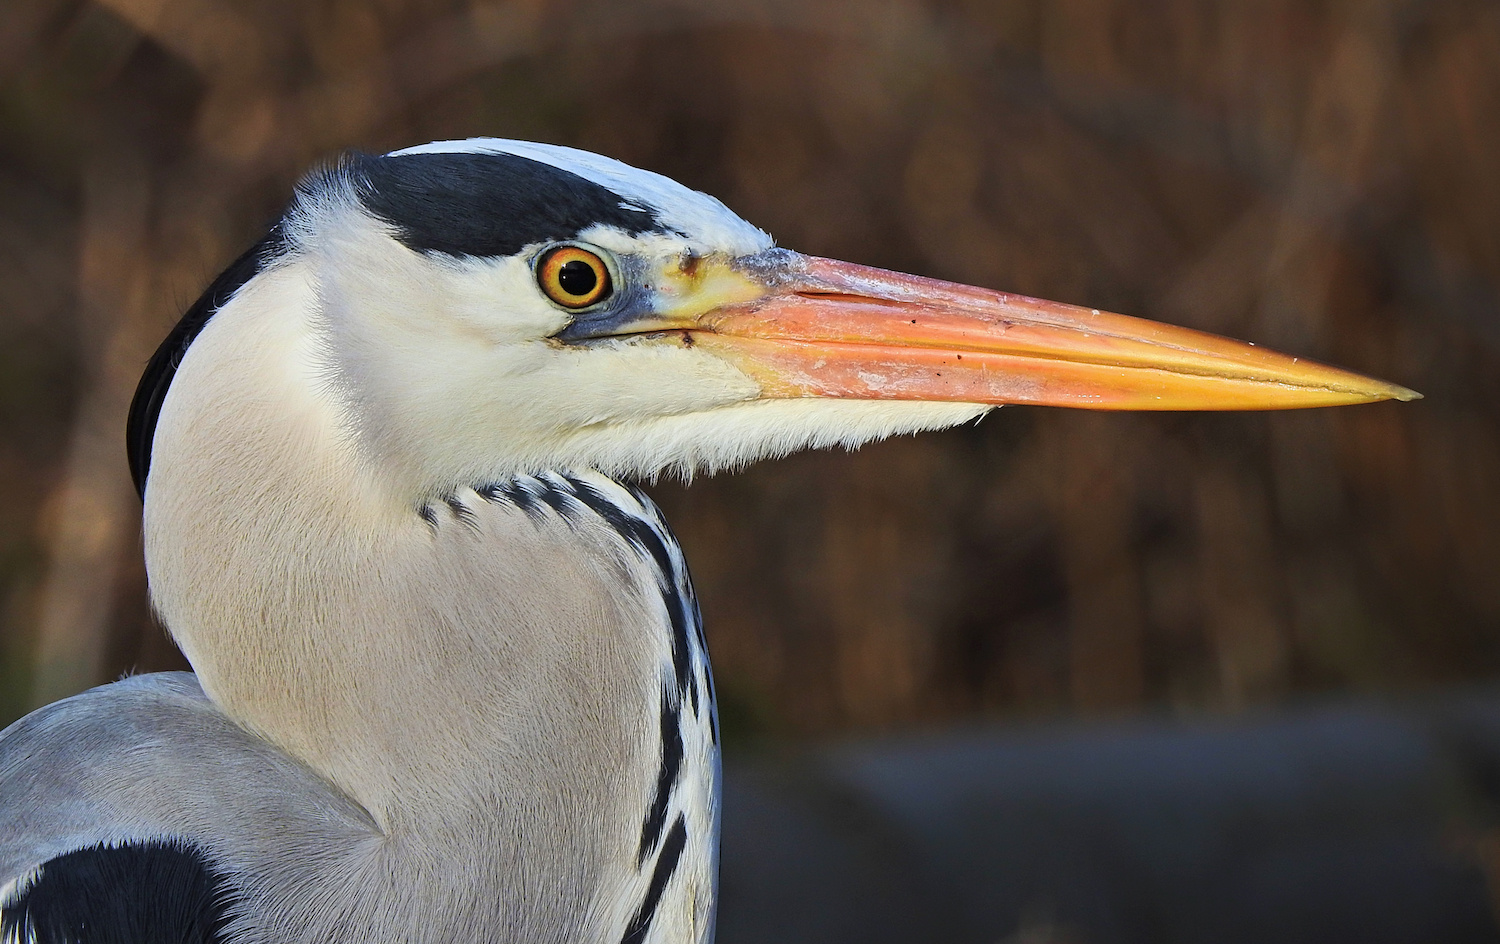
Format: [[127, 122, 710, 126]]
[[719, 696, 1500, 944]]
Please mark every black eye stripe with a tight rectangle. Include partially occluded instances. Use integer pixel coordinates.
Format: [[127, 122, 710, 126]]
[[354, 151, 662, 258]]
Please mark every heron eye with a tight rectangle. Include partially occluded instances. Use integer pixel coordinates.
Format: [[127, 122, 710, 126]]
[[538, 246, 612, 309]]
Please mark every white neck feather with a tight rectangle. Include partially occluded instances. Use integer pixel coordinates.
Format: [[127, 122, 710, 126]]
[[143, 260, 716, 942]]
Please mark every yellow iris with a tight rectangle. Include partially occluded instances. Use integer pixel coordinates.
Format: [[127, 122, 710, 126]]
[[538, 246, 612, 309]]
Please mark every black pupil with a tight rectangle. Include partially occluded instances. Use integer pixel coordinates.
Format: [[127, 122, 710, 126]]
[[557, 259, 599, 297]]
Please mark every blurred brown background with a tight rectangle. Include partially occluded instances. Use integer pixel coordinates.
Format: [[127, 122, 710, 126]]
[[0, 0, 1494, 742], [7, 1, 1500, 939]]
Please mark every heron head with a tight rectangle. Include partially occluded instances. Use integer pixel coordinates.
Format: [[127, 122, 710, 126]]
[[132, 138, 1417, 503]]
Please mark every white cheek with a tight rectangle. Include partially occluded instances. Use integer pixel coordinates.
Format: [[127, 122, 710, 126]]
[[317, 221, 566, 343], [439, 254, 570, 343]]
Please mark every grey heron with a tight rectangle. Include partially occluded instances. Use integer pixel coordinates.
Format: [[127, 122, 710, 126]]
[[0, 139, 1416, 944]]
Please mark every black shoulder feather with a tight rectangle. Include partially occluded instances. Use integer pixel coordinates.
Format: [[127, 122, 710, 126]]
[[1, 841, 236, 944]]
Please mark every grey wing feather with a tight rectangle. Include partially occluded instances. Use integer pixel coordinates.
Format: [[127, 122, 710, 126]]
[[0, 673, 379, 912]]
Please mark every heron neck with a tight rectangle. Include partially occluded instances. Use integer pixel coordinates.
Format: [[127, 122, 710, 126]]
[[141, 264, 718, 941]]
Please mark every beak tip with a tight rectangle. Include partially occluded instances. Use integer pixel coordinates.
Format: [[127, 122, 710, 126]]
[[1372, 383, 1422, 403]]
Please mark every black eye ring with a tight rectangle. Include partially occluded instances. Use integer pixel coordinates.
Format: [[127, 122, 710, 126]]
[[537, 246, 613, 309]]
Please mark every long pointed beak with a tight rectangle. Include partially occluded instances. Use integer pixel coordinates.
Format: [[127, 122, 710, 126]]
[[679, 250, 1419, 410]]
